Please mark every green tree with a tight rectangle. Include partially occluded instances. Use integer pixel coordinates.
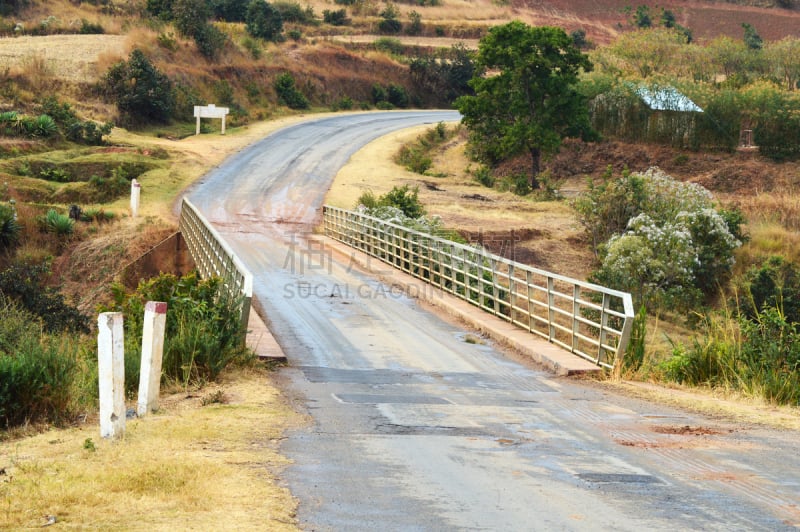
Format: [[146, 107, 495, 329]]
[[455, 22, 595, 189], [103, 49, 175, 124], [742, 22, 763, 51], [410, 43, 478, 106], [246, 0, 283, 41], [609, 28, 689, 78], [211, 0, 249, 21], [765, 37, 800, 90], [172, 0, 211, 38]]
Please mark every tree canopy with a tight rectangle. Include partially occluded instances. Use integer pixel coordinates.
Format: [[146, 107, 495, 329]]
[[455, 22, 596, 189]]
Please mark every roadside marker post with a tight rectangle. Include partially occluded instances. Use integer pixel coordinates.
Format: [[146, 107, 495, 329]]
[[130, 178, 140, 217], [137, 301, 168, 417], [98, 312, 126, 439]]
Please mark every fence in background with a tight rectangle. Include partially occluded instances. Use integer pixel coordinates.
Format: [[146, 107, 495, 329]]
[[179, 197, 253, 334], [323, 205, 635, 369]]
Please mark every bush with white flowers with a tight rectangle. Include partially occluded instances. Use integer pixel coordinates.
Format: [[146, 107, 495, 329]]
[[581, 167, 742, 311]]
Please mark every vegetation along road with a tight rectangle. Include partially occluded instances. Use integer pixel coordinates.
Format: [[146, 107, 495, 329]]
[[186, 111, 800, 530]]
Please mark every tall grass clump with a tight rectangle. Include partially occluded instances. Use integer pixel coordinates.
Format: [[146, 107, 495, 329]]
[[394, 122, 455, 175], [0, 296, 91, 429], [104, 272, 252, 393]]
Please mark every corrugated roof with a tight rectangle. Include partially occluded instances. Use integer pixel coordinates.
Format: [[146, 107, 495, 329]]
[[636, 86, 703, 113]]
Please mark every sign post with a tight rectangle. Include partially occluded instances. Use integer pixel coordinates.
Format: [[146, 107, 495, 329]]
[[194, 104, 230, 135]]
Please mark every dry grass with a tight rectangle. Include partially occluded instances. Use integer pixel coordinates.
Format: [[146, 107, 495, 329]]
[[0, 366, 304, 531], [0, 35, 129, 82], [325, 122, 595, 279], [597, 379, 800, 431]]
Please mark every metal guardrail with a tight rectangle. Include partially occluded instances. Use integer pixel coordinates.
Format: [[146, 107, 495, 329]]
[[323, 205, 635, 369], [179, 197, 253, 335]]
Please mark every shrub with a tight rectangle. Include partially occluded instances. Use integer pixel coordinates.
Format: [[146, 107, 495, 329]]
[[274, 72, 309, 109], [274, 0, 315, 23], [23, 115, 58, 138], [374, 37, 403, 55], [104, 49, 176, 125], [103, 272, 252, 390], [406, 10, 421, 36], [146, 0, 174, 19], [79, 19, 104, 34], [322, 8, 349, 26], [386, 83, 408, 107], [372, 83, 387, 104], [0, 312, 83, 428], [0, 261, 90, 333], [378, 3, 401, 34], [382, 185, 424, 218], [578, 167, 740, 311]]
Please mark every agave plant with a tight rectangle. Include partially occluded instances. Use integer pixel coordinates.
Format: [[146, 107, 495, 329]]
[[23, 115, 59, 139], [43, 209, 74, 236], [0, 204, 20, 249], [0, 111, 21, 135]]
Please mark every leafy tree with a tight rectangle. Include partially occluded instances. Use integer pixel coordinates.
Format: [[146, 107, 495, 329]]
[[172, 0, 212, 38], [742, 22, 763, 51], [211, 0, 249, 21], [146, 0, 174, 19], [246, 0, 283, 41], [104, 49, 175, 124], [765, 37, 800, 91], [456, 22, 595, 189], [609, 28, 689, 78], [410, 43, 478, 106]]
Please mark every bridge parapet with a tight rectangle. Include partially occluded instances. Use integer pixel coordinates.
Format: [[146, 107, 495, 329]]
[[179, 197, 253, 338], [323, 205, 635, 370]]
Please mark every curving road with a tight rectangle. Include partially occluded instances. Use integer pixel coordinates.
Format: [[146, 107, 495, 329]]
[[187, 111, 800, 531]]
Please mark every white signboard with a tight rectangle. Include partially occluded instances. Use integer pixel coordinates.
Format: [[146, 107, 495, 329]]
[[193, 104, 230, 135]]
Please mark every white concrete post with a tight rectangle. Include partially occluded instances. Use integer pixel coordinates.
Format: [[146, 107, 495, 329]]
[[98, 312, 126, 439], [137, 301, 168, 417], [196, 112, 201, 135], [130, 179, 141, 218], [221, 114, 226, 135]]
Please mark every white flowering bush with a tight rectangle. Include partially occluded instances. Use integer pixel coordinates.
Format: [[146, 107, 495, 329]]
[[583, 167, 742, 311]]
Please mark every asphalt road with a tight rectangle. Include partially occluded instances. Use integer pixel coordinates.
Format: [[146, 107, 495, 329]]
[[187, 111, 800, 531]]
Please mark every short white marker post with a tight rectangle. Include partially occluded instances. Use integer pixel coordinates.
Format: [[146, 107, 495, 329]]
[[98, 312, 126, 439], [130, 178, 140, 218], [137, 301, 168, 417]]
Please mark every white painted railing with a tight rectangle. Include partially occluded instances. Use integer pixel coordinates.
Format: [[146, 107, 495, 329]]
[[323, 205, 635, 369], [179, 197, 253, 334]]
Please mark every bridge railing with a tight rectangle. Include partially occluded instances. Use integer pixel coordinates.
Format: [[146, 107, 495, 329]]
[[323, 205, 635, 370], [179, 197, 253, 336]]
